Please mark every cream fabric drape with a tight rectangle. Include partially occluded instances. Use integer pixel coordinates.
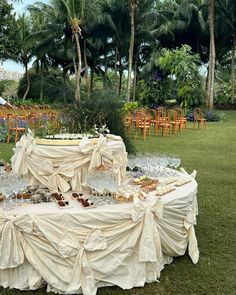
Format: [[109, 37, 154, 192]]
[[0, 178, 199, 294], [11, 134, 127, 192]]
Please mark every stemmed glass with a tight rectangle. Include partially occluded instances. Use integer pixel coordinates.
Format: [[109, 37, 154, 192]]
[[172, 155, 181, 175], [159, 154, 168, 176], [167, 154, 175, 176]]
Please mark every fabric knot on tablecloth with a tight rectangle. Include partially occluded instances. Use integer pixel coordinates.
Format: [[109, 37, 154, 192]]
[[0, 214, 33, 269], [131, 197, 163, 281], [132, 197, 163, 224], [79, 135, 113, 174], [184, 209, 199, 264], [11, 133, 36, 176], [57, 228, 107, 295], [38, 160, 74, 192], [57, 228, 107, 258]]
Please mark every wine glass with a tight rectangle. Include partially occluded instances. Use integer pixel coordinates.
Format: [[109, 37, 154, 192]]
[[172, 155, 181, 175], [159, 154, 168, 176], [168, 154, 175, 176]]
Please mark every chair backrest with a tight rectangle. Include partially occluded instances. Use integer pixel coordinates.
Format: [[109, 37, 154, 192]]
[[194, 108, 204, 121], [156, 106, 166, 115], [173, 107, 183, 119], [167, 109, 178, 122], [156, 109, 166, 124]]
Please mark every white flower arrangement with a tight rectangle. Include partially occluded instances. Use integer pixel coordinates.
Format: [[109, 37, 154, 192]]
[[94, 124, 110, 136]]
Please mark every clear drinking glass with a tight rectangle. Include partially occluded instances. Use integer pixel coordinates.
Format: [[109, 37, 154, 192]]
[[172, 155, 181, 175]]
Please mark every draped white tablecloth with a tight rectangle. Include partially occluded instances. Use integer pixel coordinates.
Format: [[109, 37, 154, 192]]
[[11, 134, 127, 192], [0, 174, 199, 295]]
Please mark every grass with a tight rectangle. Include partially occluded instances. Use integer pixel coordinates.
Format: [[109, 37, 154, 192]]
[[0, 110, 236, 295]]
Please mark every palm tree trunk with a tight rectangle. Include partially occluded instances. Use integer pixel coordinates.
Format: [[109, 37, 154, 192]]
[[126, 0, 137, 102], [117, 51, 121, 96], [207, 0, 215, 109], [63, 69, 67, 104], [114, 46, 118, 87], [231, 35, 236, 104], [83, 39, 90, 98], [22, 59, 30, 101], [39, 62, 44, 103], [90, 68, 94, 93], [133, 56, 138, 101], [118, 70, 123, 97], [205, 65, 209, 90], [74, 32, 82, 103], [104, 53, 108, 92]]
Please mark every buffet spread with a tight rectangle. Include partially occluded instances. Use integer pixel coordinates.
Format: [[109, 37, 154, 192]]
[[0, 133, 199, 295]]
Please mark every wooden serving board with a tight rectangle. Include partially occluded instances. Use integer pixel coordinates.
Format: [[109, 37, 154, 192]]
[[155, 187, 176, 196], [174, 180, 192, 187]]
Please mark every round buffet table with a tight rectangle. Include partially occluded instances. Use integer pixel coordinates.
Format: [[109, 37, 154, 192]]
[[0, 173, 199, 295], [11, 133, 127, 192]]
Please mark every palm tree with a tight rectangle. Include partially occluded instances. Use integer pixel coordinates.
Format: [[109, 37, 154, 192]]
[[55, 0, 101, 103], [28, 2, 76, 103], [17, 14, 32, 101], [207, 0, 215, 109], [101, 0, 130, 96], [216, 0, 236, 103]]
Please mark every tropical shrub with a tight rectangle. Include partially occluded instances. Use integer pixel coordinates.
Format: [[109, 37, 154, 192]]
[[62, 91, 135, 153], [205, 110, 226, 122], [158, 45, 206, 108], [186, 109, 226, 122], [0, 118, 7, 142], [122, 101, 139, 114], [139, 78, 174, 107], [17, 68, 74, 103]]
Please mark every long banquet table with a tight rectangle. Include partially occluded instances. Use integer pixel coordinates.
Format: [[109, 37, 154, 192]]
[[0, 173, 199, 295]]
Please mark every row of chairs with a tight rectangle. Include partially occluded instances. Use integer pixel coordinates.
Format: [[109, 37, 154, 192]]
[[125, 107, 206, 140], [0, 106, 61, 143]]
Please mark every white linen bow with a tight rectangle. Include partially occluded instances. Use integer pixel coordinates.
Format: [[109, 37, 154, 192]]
[[80, 135, 113, 174], [132, 197, 164, 281], [184, 209, 199, 264], [38, 160, 74, 192], [11, 133, 36, 176], [57, 228, 107, 295], [0, 213, 33, 269]]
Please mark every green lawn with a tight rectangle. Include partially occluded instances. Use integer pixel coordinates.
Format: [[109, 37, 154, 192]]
[[0, 111, 236, 295]]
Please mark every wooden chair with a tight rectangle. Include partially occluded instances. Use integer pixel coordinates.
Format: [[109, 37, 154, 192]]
[[135, 110, 151, 140], [174, 107, 187, 130], [193, 108, 206, 129], [148, 109, 158, 135], [168, 109, 181, 134], [124, 112, 133, 135], [6, 114, 26, 143], [158, 109, 171, 135]]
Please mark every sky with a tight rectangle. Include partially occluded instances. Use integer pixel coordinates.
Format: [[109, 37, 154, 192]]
[[1, 0, 48, 74]]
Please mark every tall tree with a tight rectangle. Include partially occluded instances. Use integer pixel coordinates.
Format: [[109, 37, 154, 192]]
[[216, 0, 236, 103], [57, 0, 101, 103], [17, 14, 32, 101], [127, 0, 138, 102], [207, 0, 215, 109], [0, 0, 20, 62]]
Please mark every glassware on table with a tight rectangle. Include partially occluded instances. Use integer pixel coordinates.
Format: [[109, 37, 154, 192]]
[[172, 155, 181, 175], [159, 154, 168, 177], [167, 154, 175, 176]]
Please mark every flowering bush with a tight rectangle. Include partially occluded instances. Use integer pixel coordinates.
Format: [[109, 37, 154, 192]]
[[205, 110, 226, 122], [186, 110, 226, 122], [0, 118, 7, 142]]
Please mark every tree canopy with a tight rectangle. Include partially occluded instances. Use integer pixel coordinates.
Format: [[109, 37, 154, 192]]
[[3, 0, 235, 107], [0, 0, 20, 62]]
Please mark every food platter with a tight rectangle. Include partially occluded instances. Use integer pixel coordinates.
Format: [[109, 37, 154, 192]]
[[35, 133, 99, 146]]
